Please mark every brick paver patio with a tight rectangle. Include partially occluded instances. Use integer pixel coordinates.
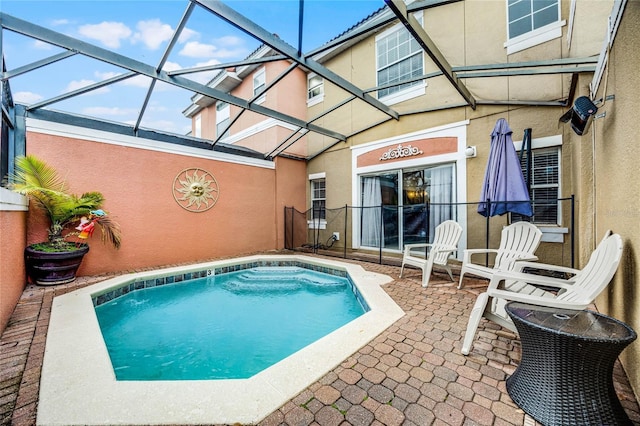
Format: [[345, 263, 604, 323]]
[[1, 254, 639, 425]]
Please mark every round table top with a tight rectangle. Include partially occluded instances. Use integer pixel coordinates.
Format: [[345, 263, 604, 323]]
[[505, 302, 637, 343]]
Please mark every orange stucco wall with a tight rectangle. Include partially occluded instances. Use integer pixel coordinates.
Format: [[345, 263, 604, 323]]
[[0, 209, 27, 333], [25, 130, 306, 278], [198, 60, 309, 157]]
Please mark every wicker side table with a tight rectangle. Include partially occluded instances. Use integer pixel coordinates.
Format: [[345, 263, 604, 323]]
[[505, 302, 637, 426]]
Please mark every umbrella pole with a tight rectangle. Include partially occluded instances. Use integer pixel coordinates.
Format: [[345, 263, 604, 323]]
[[485, 199, 490, 267]]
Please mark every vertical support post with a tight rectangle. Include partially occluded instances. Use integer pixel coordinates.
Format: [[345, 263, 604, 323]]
[[485, 199, 491, 267], [343, 204, 348, 259], [570, 195, 575, 268], [379, 204, 384, 264]]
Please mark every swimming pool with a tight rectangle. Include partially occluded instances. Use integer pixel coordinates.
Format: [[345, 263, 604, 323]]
[[37, 255, 404, 425], [95, 266, 368, 380]]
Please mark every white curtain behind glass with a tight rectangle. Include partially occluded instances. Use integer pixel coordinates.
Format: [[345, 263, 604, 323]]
[[428, 164, 454, 239], [361, 177, 384, 247]]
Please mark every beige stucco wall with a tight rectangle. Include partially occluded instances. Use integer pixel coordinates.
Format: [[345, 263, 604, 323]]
[[584, 1, 640, 398], [307, 0, 611, 266], [0, 208, 27, 333]]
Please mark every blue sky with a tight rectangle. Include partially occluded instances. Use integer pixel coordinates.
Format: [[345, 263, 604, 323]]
[[2, 0, 383, 135]]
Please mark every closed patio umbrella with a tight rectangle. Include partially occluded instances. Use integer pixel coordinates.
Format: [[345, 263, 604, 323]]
[[478, 118, 533, 217]]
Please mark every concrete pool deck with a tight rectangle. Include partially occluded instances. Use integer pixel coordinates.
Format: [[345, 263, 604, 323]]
[[36, 255, 405, 425], [1, 253, 639, 425]]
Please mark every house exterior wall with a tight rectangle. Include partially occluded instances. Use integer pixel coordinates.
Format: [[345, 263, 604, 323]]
[[307, 0, 610, 266], [0, 205, 27, 333], [21, 123, 305, 280], [583, 1, 640, 397], [194, 60, 309, 158]]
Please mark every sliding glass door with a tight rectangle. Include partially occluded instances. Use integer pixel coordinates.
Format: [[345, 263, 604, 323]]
[[361, 173, 399, 250], [360, 164, 455, 250]]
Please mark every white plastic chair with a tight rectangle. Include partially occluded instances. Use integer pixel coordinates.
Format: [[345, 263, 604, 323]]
[[458, 221, 542, 289], [400, 220, 463, 287], [460, 230, 623, 355]]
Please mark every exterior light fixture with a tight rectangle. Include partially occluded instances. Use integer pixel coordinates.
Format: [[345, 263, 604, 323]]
[[465, 146, 477, 158], [559, 96, 598, 136]]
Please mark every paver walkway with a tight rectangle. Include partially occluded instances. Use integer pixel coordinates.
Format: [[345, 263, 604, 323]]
[[1, 253, 639, 425]]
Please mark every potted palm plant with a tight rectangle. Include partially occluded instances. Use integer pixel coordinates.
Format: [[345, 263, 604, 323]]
[[7, 155, 122, 285]]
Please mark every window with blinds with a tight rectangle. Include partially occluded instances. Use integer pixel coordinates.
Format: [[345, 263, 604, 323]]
[[513, 147, 560, 225], [311, 178, 326, 220]]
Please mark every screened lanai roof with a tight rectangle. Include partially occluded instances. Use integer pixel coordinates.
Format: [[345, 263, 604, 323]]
[[1, 0, 599, 161]]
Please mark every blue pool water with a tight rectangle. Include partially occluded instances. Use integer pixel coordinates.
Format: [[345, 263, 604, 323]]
[[94, 266, 367, 381]]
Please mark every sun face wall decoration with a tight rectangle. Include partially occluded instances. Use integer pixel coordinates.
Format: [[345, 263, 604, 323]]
[[172, 168, 219, 212]]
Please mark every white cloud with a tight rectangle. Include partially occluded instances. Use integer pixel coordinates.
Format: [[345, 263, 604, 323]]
[[178, 36, 249, 61], [215, 35, 244, 47], [94, 71, 150, 88], [78, 22, 132, 49], [178, 28, 198, 44], [186, 59, 222, 84], [64, 79, 110, 95], [161, 61, 183, 73], [132, 19, 173, 50], [33, 40, 53, 50], [52, 19, 70, 26], [124, 75, 153, 88], [95, 71, 120, 80], [179, 41, 217, 58], [13, 92, 43, 104]]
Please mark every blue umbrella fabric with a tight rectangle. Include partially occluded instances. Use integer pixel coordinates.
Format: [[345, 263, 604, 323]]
[[478, 118, 533, 217]]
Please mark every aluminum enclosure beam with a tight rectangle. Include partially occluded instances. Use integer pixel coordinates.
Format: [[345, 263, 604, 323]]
[[307, 0, 463, 58], [0, 12, 347, 142], [134, 2, 195, 131], [168, 55, 287, 76], [192, 0, 400, 121], [385, 0, 476, 109], [2, 51, 77, 80]]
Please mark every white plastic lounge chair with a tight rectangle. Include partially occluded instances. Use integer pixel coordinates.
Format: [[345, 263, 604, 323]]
[[460, 230, 623, 355], [400, 220, 463, 287], [458, 221, 542, 289]]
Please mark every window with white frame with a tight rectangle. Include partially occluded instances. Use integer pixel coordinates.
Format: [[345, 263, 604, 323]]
[[194, 114, 201, 138], [311, 178, 326, 220], [505, 0, 563, 54], [512, 147, 561, 225], [307, 73, 324, 106], [376, 14, 424, 103], [253, 67, 266, 104], [216, 101, 230, 139]]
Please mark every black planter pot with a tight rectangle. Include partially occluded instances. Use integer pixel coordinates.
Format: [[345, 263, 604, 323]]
[[24, 244, 90, 286]]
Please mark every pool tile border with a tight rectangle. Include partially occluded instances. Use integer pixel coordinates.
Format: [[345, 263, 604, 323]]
[[91, 260, 366, 310]]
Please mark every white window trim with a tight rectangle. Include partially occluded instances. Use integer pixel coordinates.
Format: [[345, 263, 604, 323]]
[[375, 11, 425, 105], [194, 114, 202, 138], [253, 67, 266, 105], [512, 134, 564, 228], [215, 102, 230, 140], [350, 120, 470, 253], [0, 187, 28, 211], [307, 73, 324, 107], [504, 20, 566, 55], [380, 82, 427, 106], [308, 174, 327, 229]]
